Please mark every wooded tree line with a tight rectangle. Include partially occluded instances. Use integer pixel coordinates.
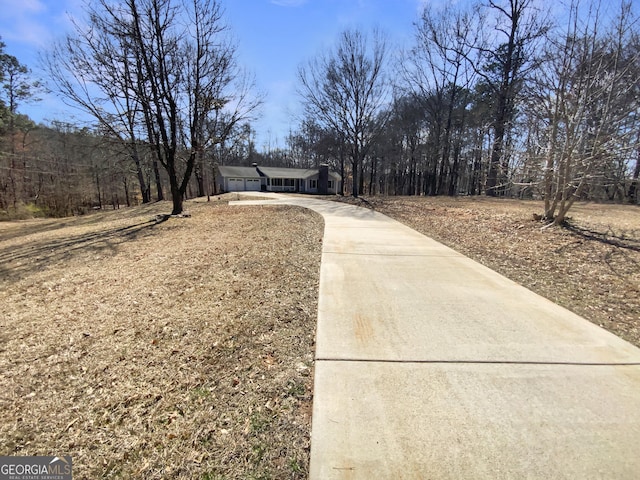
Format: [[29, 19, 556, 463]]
[[0, 115, 262, 218], [0, 122, 144, 218], [1, 0, 639, 222], [292, 0, 640, 223]]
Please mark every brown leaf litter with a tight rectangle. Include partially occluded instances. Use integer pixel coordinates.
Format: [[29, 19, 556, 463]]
[[0, 195, 322, 479], [2, 193, 638, 479]]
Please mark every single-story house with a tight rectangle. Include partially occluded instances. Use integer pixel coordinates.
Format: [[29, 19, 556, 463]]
[[216, 164, 341, 195]]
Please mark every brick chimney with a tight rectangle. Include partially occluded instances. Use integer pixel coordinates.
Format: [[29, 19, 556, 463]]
[[318, 164, 329, 195]]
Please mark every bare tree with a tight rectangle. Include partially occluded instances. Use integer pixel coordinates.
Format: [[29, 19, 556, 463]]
[[45, 0, 261, 215], [298, 28, 390, 197], [401, 3, 481, 196], [44, 3, 154, 203], [477, 0, 550, 196], [196, 72, 264, 197], [529, 0, 639, 224]]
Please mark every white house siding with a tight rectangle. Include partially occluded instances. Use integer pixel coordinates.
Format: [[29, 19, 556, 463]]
[[217, 165, 341, 194]]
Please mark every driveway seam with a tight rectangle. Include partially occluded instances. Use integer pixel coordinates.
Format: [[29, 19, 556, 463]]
[[315, 358, 640, 367], [323, 251, 462, 257]]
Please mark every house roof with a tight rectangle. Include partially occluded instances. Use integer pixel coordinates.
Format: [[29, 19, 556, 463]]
[[217, 166, 261, 178], [218, 165, 342, 181], [258, 167, 319, 179], [258, 167, 342, 181]]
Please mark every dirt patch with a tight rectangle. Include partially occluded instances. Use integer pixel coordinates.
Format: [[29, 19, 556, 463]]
[[0, 195, 323, 479], [333, 195, 640, 348]]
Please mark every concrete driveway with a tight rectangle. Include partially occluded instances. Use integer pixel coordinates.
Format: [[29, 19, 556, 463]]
[[231, 193, 640, 479]]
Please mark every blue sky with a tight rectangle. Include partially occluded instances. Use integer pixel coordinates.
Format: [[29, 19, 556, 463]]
[[0, 0, 431, 149]]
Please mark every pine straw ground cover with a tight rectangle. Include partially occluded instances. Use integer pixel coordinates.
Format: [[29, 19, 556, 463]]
[[0, 196, 323, 479], [333, 195, 640, 348]]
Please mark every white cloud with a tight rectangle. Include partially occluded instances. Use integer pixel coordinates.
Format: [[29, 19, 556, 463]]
[[0, 0, 47, 16], [7, 20, 52, 47], [0, 0, 81, 49], [0, 0, 50, 47]]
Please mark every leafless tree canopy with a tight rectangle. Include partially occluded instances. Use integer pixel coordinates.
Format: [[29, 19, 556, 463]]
[[530, 1, 639, 224], [298, 28, 390, 197], [289, 0, 639, 219], [2, 0, 639, 220], [43, 0, 261, 215]]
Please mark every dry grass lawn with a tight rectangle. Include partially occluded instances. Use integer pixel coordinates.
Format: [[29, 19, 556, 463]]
[[336, 195, 640, 348], [2, 193, 639, 480], [0, 196, 323, 479]]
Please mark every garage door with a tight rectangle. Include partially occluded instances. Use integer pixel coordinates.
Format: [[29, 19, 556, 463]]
[[245, 179, 261, 191], [227, 178, 244, 191]]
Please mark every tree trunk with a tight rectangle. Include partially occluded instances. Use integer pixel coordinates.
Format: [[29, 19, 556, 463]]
[[428, 157, 438, 196], [339, 147, 345, 196], [9, 156, 17, 208], [543, 157, 556, 219], [95, 173, 102, 209], [470, 141, 482, 196], [153, 156, 164, 201], [131, 148, 150, 203], [448, 143, 461, 196], [195, 150, 205, 197], [552, 195, 576, 226], [169, 173, 183, 215], [351, 159, 359, 197], [369, 156, 376, 195], [436, 152, 447, 195], [351, 139, 360, 198], [195, 169, 205, 198], [178, 153, 197, 206], [486, 121, 505, 196], [123, 176, 131, 207], [627, 148, 640, 204]]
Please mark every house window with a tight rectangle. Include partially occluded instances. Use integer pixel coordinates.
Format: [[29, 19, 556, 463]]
[[309, 179, 318, 189], [284, 178, 295, 187], [269, 178, 283, 187], [328, 180, 334, 189]]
